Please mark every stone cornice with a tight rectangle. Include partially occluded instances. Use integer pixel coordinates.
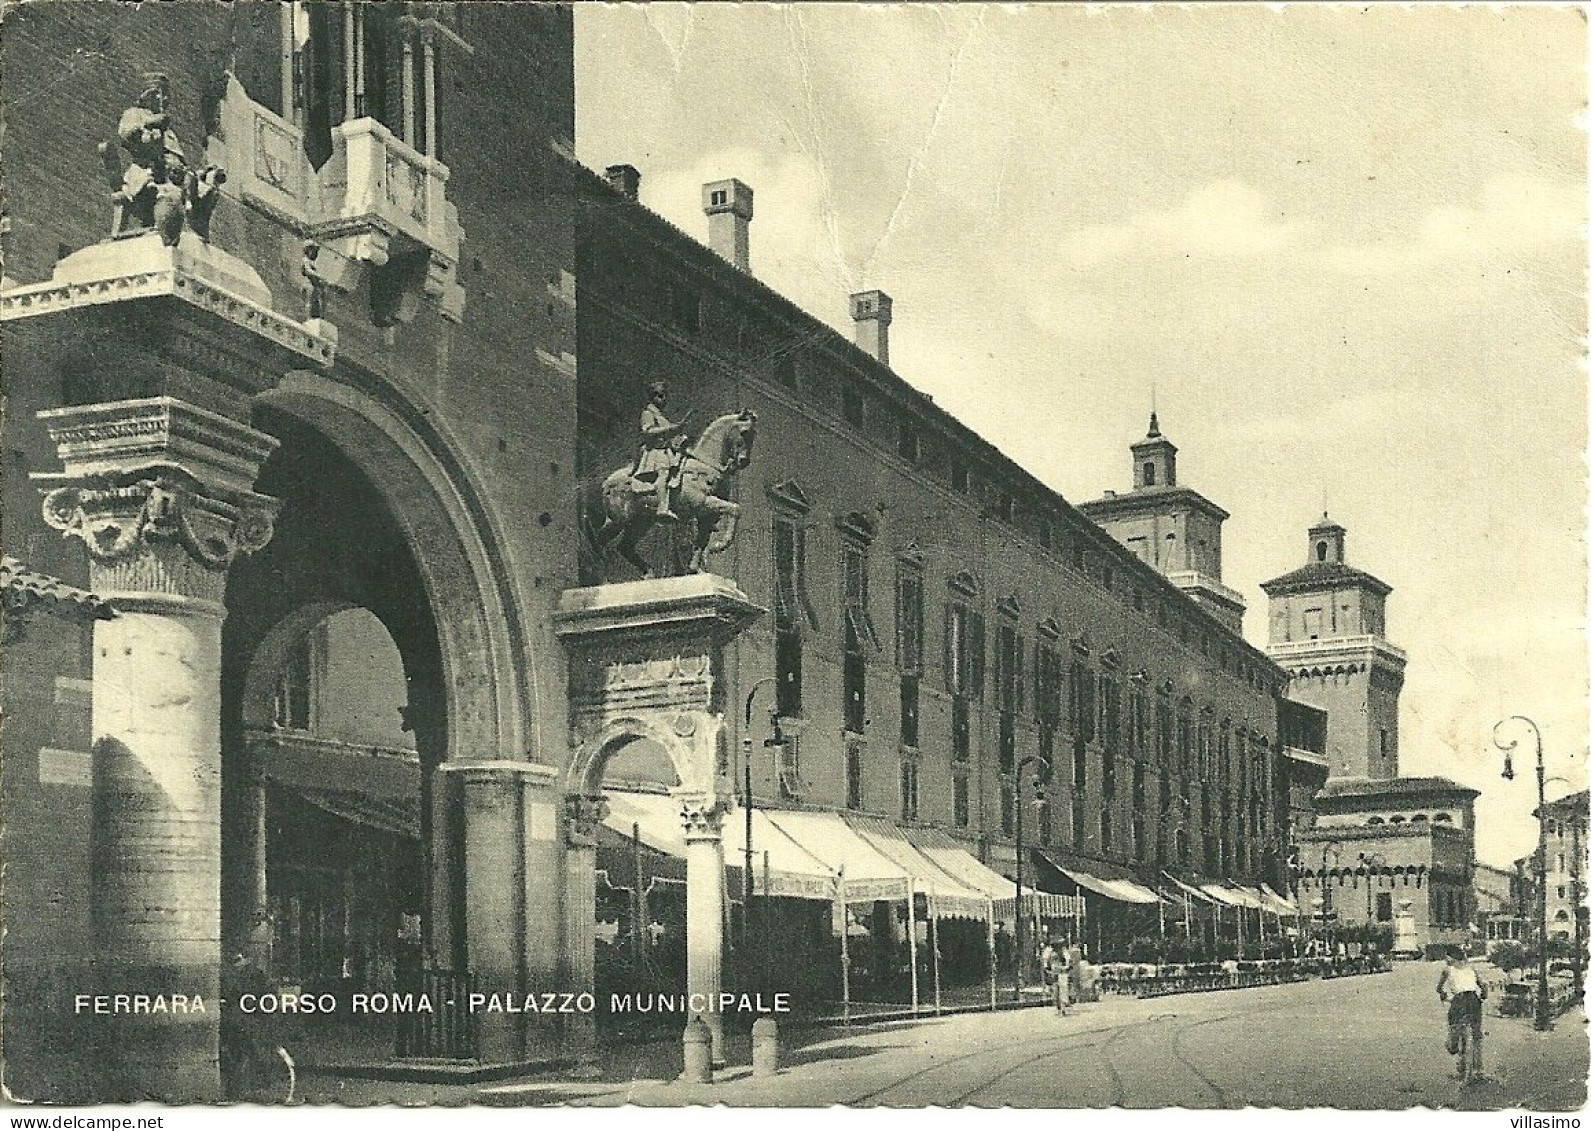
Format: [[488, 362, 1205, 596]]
[[1, 258, 335, 373], [1267, 634, 1407, 672]]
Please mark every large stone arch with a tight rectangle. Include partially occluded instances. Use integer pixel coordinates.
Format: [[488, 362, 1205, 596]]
[[571, 713, 723, 799], [254, 370, 531, 764]]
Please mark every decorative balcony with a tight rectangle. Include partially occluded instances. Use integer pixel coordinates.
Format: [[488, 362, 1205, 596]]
[[211, 74, 465, 324], [315, 116, 464, 321]]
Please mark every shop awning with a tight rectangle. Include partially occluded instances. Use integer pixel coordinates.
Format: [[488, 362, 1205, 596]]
[[843, 816, 991, 919], [1206, 883, 1266, 910], [1258, 884, 1299, 916], [1161, 872, 1221, 904], [1037, 849, 1160, 904], [761, 809, 913, 902], [601, 789, 690, 859], [910, 826, 1018, 901], [723, 803, 852, 901]]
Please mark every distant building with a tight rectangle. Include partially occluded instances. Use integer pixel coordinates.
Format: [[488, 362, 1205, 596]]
[[1473, 860, 1525, 943], [1537, 790, 1587, 943], [1263, 518, 1476, 956]]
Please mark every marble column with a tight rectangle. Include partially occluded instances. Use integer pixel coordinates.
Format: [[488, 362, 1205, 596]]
[[561, 793, 606, 1072], [680, 795, 727, 1064], [449, 762, 530, 1065], [37, 398, 279, 1103]]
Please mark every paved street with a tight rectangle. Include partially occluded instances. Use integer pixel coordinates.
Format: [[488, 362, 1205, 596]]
[[458, 962, 1586, 1111]]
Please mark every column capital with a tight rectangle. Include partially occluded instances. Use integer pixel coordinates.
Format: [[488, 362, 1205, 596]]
[[675, 793, 727, 841], [565, 793, 610, 848], [34, 398, 281, 603]]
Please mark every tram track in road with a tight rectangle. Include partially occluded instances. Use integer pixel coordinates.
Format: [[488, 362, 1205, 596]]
[[844, 994, 1294, 1108], [840, 1014, 1161, 1106]]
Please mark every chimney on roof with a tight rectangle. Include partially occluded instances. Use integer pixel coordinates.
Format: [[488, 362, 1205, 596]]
[[702, 179, 753, 272], [605, 164, 641, 201], [850, 290, 893, 367]]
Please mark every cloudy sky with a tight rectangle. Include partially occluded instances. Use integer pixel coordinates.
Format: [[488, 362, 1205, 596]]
[[573, 4, 1587, 868]]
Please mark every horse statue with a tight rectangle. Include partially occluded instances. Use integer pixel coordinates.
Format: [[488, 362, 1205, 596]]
[[588, 409, 758, 579]]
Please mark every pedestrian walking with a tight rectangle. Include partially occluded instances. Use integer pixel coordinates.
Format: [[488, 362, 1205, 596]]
[[1436, 945, 1486, 1083], [1040, 941, 1068, 1014]]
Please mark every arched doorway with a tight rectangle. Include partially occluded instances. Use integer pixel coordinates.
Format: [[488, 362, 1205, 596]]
[[219, 381, 545, 1068], [221, 409, 447, 1065]]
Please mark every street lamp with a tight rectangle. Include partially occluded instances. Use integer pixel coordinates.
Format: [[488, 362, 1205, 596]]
[[1012, 751, 1051, 999], [1318, 842, 1342, 958], [741, 677, 784, 954], [1359, 852, 1387, 926], [1493, 715, 1552, 1032]]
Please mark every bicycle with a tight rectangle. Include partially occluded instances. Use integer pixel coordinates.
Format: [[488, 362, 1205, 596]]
[[1444, 993, 1485, 1084]]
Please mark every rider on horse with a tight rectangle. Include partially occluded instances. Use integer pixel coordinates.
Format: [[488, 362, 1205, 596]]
[[634, 380, 688, 521]]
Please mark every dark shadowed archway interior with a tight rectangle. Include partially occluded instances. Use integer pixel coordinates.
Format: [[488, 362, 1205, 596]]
[[219, 407, 459, 1019]]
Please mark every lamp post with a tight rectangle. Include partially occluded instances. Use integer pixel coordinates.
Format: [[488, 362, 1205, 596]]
[[1012, 751, 1051, 1000], [1359, 852, 1387, 926], [1319, 842, 1341, 961], [1494, 715, 1553, 1031], [741, 677, 782, 956]]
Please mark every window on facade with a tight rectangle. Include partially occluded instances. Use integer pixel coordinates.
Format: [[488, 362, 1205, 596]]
[[1316, 541, 1328, 562], [900, 756, 919, 823], [1100, 673, 1120, 797], [1069, 660, 1096, 744], [1000, 781, 1015, 837], [897, 417, 920, 464], [952, 771, 970, 827], [846, 741, 864, 810], [994, 622, 1022, 774], [900, 675, 920, 750], [1177, 702, 1194, 777], [944, 600, 985, 700], [1101, 810, 1113, 853], [952, 697, 971, 764], [1303, 608, 1323, 640], [288, 5, 449, 168], [711, 189, 728, 207], [1071, 800, 1085, 848], [1144, 462, 1156, 486], [842, 384, 865, 429], [896, 567, 924, 673], [773, 517, 808, 717], [842, 543, 875, 735], [777, 735, 801, 801]]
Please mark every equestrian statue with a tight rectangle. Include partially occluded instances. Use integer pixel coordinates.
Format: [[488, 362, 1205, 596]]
[[589, 381, 757, 579]]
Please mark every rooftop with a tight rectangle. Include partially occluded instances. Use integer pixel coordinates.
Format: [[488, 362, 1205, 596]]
[[0, 556, 116, 632], [1317, 775, 1479, 803], [570, 157, 1290, 684], [1260, 560, 1392, 597]]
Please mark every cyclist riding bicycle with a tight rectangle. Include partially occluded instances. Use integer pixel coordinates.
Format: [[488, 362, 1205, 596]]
[[1436, 945, 1486, 1083]]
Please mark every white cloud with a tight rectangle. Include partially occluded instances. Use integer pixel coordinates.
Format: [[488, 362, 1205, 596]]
[[1327, 175, 1584, 275], [1059, 180, 1306, 267]]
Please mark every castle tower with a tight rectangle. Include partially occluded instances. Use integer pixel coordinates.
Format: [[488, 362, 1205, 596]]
[[1079, 412, 1245, 633], [1261, 514, 1405, 779]]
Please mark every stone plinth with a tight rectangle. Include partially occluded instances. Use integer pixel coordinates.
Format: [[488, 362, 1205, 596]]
[[1, 231, 335, 420]]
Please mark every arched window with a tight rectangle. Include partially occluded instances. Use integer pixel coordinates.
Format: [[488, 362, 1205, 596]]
[[1316, 541, 1328, 562], [1389, 815, 1405, 825], [1433, 812, 1453, 824], [1144, 462, 1156, 486], [1367, 816, 1385, 826], [1410, 814, 1428, 823]]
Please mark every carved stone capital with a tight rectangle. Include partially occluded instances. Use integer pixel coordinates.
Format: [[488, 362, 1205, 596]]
[[676, 795, 727, 841], [565, 793, 610, 847], [41, 470, 276, 571]]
